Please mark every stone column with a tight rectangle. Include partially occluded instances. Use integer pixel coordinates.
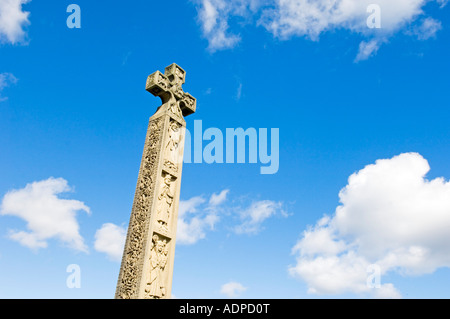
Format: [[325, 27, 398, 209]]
[[115, 63, 196, 299]]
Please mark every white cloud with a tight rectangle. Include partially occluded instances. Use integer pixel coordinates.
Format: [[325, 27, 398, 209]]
[[177, 190, 229, 245], [234, 199, 286, 234], [220, 281, 247, 298], [289, 153, 450, 298], [0, 0, 30, 44], [94, 223, 126, 262], [194, 0, 446, 59], [0, 177, 90, 252], [0, 72, 18, 101]]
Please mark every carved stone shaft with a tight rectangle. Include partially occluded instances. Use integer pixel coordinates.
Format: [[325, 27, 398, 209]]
[[115, 64, 196, 299]]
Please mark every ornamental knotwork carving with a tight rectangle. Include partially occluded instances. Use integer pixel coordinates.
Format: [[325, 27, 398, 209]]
[[116, 117, 163, 299]]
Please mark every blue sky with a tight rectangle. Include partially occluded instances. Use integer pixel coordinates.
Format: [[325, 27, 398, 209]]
[[1, 0, 450, 299]]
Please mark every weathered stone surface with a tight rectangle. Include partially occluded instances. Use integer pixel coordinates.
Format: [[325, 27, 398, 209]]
[[115, 63, 196, 299]]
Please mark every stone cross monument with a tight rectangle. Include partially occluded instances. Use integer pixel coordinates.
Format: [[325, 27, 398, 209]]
[[115, 63, 196, 299]]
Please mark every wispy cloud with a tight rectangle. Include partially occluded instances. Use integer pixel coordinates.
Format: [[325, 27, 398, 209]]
[[209, 189, 229, 206], [0, 72, 18, 101], [412, 17, 442, 40], [196, 0, 241, 52], [122, 51, 132, 66], [178, 189, 286, 243], [235, 82, 242, 101], [177, 190, 229, 245], [234, 199, 286, 235], [354, 39, 382, 63]]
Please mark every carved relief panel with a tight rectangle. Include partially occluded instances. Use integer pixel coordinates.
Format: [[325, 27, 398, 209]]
[[164, 118, 183, 173], [155, 171, 176, 236], [144, 233, 171, 299]]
